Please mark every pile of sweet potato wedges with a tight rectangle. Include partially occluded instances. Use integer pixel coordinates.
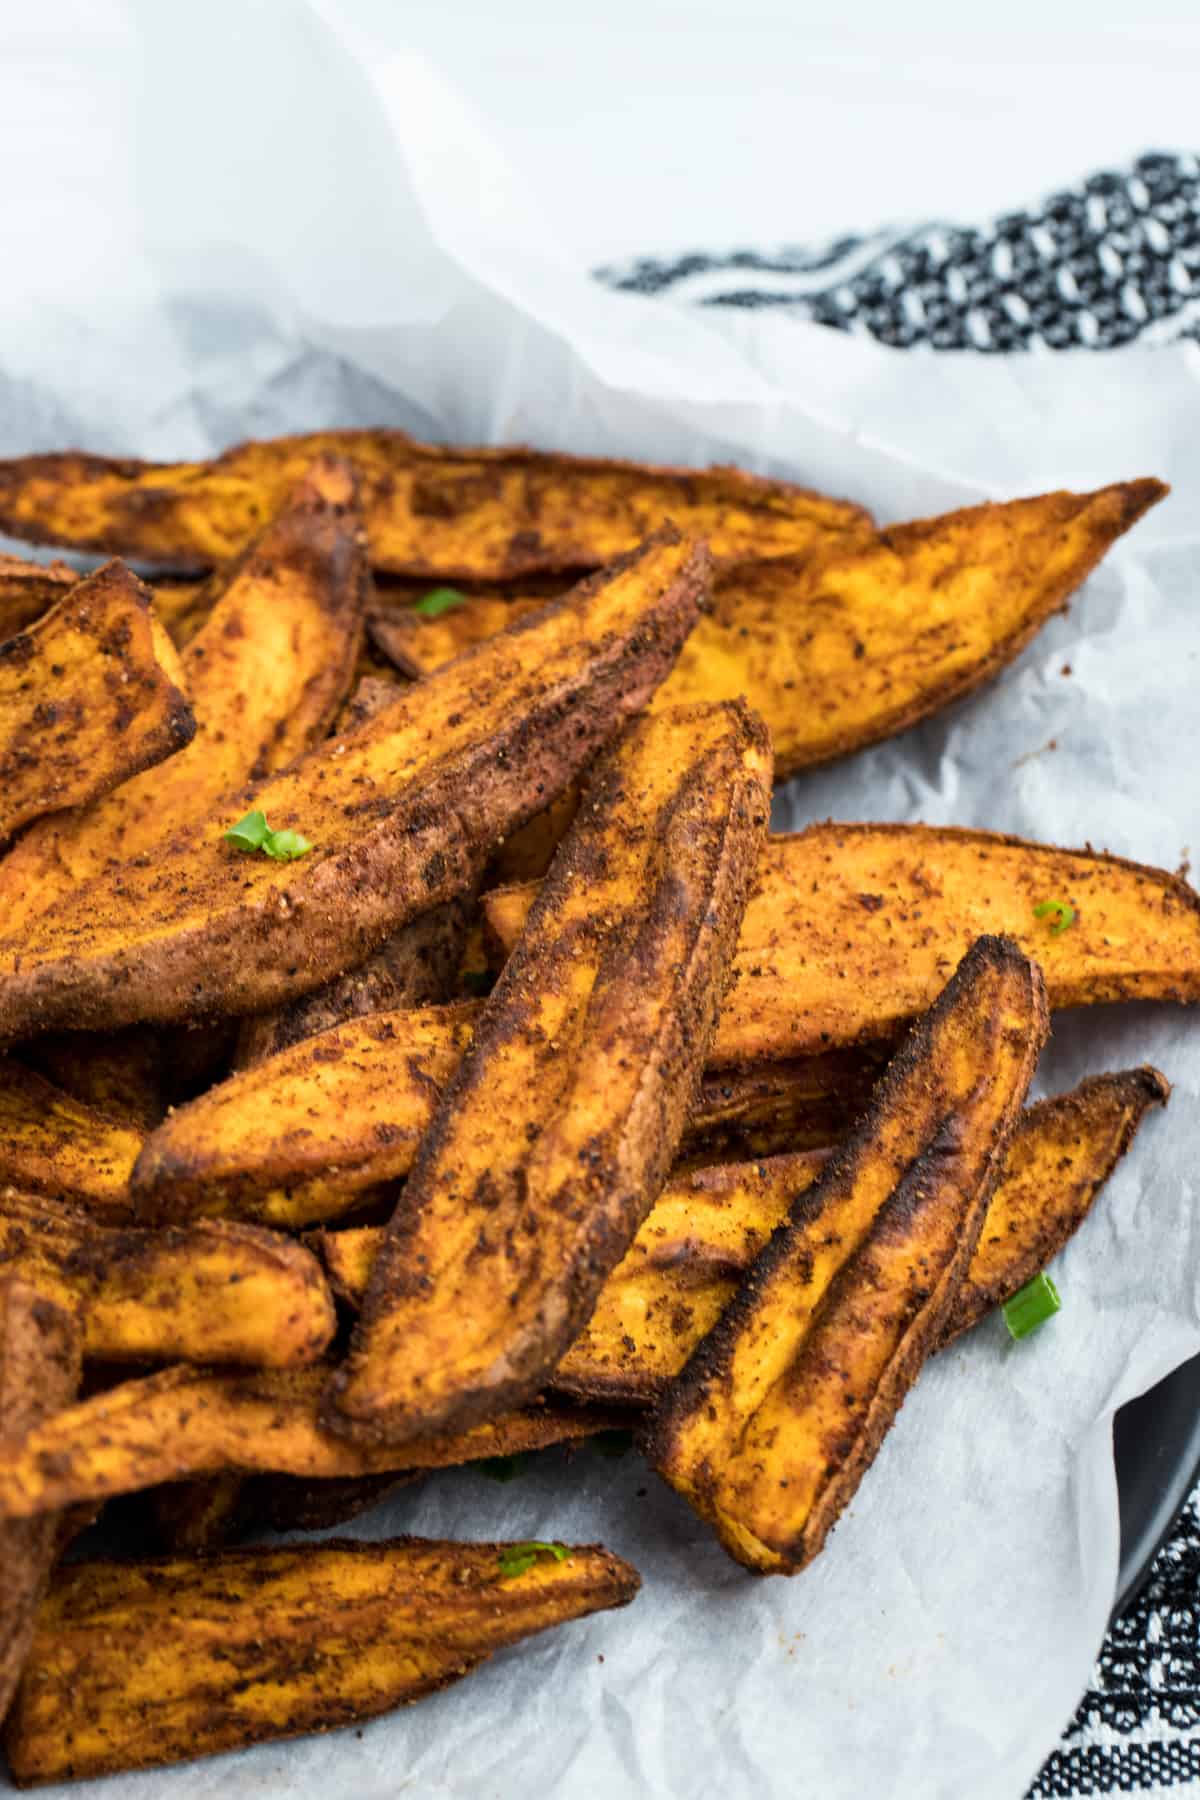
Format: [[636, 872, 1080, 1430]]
[[0, 430, 1190, 1783]]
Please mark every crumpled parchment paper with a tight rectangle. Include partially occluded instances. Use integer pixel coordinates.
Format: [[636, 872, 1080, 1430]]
[[1, 6, 1198, 1795]]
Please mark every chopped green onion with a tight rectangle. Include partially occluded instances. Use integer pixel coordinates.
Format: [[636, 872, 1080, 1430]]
[[413, 587, 466, 618], [1002, 1271, 1061, 1340], [479, 1453, 526, 1483], [261, 827, 312, 862], [225, 810, 312, 862], [1033, 899, 1076, 936], [224, 809, 270, 852], [497, 1541, 570, 1579]]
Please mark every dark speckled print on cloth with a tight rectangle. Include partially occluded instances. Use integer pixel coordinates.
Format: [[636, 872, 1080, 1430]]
[[597, 152, 1200, 351], [598, 149, 1200, 1795]]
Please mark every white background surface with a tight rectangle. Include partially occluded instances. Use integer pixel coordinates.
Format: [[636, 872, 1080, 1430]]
[[0, 7, 1199, 1798], [339, 0, 1200, 261]]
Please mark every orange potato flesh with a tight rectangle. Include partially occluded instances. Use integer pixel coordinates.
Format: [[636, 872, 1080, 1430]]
[[3, 1537, 640, 1784], [0, 529, 709, 1042], [0, 1060, 141, 1223], [485, 822, 1200, 1066], [0, 560, 194, 843], [647, 936, 1048, 1573], [0, 1190, 337, 1367], [0, 428, 867, 576], [0, 552, 77, 642]]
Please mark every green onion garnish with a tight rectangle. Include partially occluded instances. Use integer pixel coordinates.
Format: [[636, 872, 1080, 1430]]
[[1002, 1271, 1062, 1340], [496, 1541, 570, 1579], [413, 587, 466, 618], [1033, 899, 1076, 936], [224, 809, 270, 852], [224, 811, 312, 862], [479, 1453, 526, 1483], [260, 827, 312, 862]]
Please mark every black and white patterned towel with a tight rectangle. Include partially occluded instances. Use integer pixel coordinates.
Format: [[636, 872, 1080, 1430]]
[[597, 151, 1200, 352], [599, 151, 1200, 1796]]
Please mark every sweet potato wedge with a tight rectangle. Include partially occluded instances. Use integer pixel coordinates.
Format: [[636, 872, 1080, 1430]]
[[0, 1365, 623, 1521], [369, 480, 1164, 778], [0, 1191, 336, 1366], [0, 560, 194, 843], [647, 936, 1048, 1574], [324, 701, 771, 1445], [0, 529, 710, 1043], [0, 1060, 141, 1222], [486, 822, 1200, 1065], [133, 1003, 871, 1228], [941, 1065, 1170, 1342], [234, 897, 472, 1069], [0, 456, 368, 937], [0, 552, 76, 642], [4, 1535, 639, 1784], [0, 1278, 81, 1722], [317, 1068, 1164, 1405], [0, 427, 867, 576]]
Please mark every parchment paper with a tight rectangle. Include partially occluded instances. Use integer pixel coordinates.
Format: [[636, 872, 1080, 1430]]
[[1, 6, 1198, 1796]]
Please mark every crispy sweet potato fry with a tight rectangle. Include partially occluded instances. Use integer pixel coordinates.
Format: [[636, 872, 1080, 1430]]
[[133, 1004, 870, 1228], [0, 427, 867, 576], [0, 561, 193, 843], [0, 456, 368, 937], [23, 1024, 167, 1127], [234, 898, 472, 1069], [369, 480, 1164, 778], [4, 1535, 639, 1783], [0, 529, 710, 1043], [0, 1278, 81, 1722], [486, 822, 1200, 1065], [942, 1066, 1170, 1342], [647, 936, 1048, 1574], [0, 1061, 140, 1222], [0, 1365, 624, 1520], [0, 552, 76, 642], [0, 1190, 336, 1366], [325, 701, 772, 1444], [317, 1068, 1165, 1405]]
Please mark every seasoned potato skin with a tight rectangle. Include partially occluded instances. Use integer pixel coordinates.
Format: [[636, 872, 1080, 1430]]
[[0, 427, 867, 576], [647, 936, 1048, 1573], [0, 560, 194, 843], [0, 1190, 336, 1366], [325, 702, 772, 1445], [3, 1536, 640, 1784], [0, 1060, 142, 1222], [317, 1068, 1164, 1406], [234, 896, 472, 1069], [0, 1363, 623, 1521], [133, 1004, 871, 1228], [371, 479, 1165, 778], [486, 822, 1200, 1065], [0, 530, 710, 1043], [0, 1278, 81, 1722], [0, 455, 368, 939]]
